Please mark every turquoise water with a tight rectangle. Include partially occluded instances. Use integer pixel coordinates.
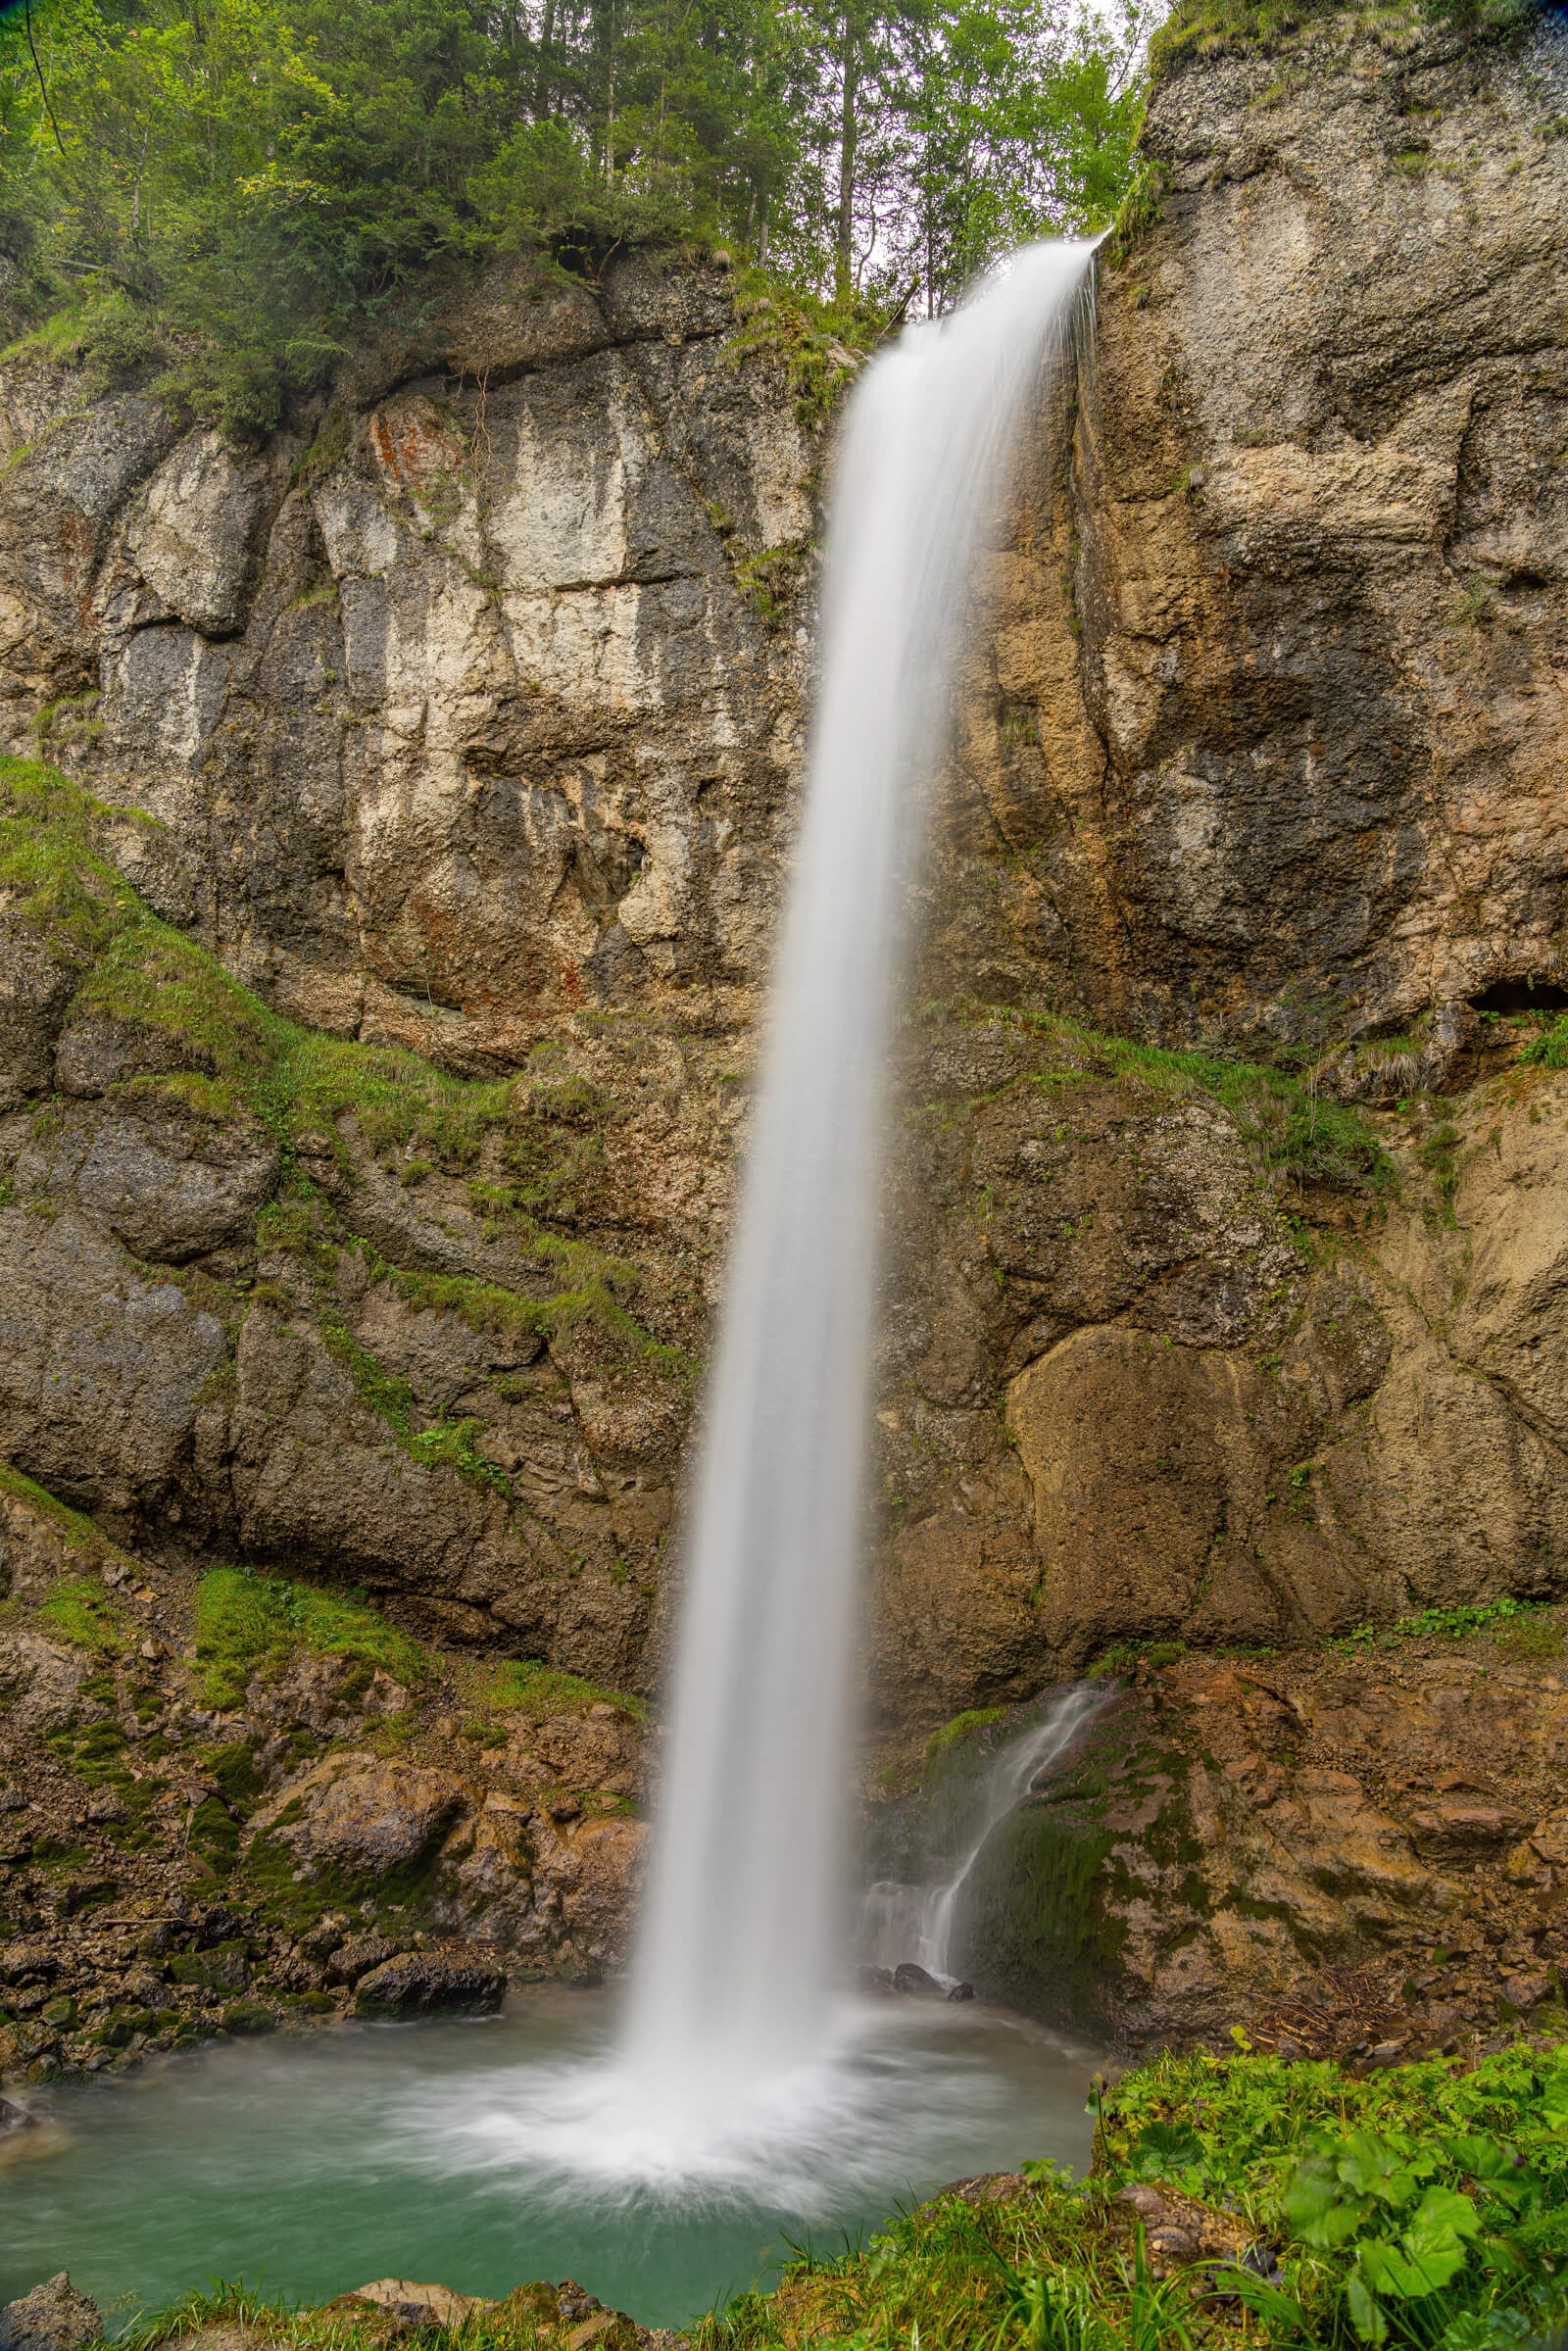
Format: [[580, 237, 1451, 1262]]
[[0, 1988, 1099, 2331]]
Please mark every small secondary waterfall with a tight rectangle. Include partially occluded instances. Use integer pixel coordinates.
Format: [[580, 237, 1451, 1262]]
[[862, 1685, 1105, 1984], [623, 243, 1097, 2121]]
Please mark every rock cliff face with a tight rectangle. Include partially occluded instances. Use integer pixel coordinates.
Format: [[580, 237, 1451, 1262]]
[[939, 5, 1568, 1050], [2, 9, 1568, 2050]]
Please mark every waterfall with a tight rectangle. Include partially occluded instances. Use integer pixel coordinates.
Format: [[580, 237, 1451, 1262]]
[[623, 243, 1098, 2123], [862, 1685, 1106, 1984]]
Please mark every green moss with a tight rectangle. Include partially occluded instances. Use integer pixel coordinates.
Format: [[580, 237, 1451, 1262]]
[[4, 759, 689, 1392], [0, 1461, 118, 1554], [478, 1656, 648, 1724], [190, 1794, 242, 1878], [0, 757, 144, 959], [922, 1706, 1005, 1767], [956, 1800, 1123, 2023], [928, 998, 1393, 1194], [193, 1565, 426, 1709], [36, 1576, 125, 1655], [1088, 1638, 1188, 1679], [72, 917, 273, 1089]]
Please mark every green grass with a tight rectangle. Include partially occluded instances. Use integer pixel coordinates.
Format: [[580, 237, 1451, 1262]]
[[35, 1576, 126, 1654], [125, 2279, 625, 2350], [1521, 1017, 1568, 1073], [475, 1656, 648, 1724], [1146, 0, 1530, 94], [193, 1565, 427, 1710]]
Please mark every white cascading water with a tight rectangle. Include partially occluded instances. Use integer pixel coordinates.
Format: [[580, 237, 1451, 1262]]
[[861, 1684, 1105, 1983], [435, 246, 1100, 2200], [623, 241, 1098, 2128]]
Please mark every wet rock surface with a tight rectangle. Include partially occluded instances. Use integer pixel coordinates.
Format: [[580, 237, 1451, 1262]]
[[872, 1630, 1568, 2050]]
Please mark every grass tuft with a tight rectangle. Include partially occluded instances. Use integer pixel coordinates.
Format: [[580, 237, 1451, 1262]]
[[193, 1566, 427, 1710]]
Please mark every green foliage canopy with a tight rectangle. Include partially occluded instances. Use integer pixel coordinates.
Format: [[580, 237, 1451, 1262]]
[[0, 0, 1156, 426]]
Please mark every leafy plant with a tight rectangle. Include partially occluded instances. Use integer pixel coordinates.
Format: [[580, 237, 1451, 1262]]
[[1520, 1016, 1568, 1072]]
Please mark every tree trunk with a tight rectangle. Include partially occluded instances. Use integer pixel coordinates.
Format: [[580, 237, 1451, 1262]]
[[534, 0, 557, 117], [835, 8, 859, 303]]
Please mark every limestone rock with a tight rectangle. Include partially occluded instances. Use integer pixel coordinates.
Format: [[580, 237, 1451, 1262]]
[[0, 921, 75, 1112], [0, 1631, 99, 1737], [259, 1756, 467, 1885], [122, 429, 272, 638], [352, 1951, 507, 2017], [0, 2274, 102, 2351], [13, 1101, 279, 1262]]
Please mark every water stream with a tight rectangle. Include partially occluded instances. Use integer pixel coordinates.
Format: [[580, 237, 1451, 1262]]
[[626, 240, 1098, 2125], [861, 1687, 1105, 1983]]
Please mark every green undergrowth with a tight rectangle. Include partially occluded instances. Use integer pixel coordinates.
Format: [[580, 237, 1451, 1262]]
[[193, 1565, 427, 1710], [1332, 1594, 1562, 1659], [699, 2040, 1568, 2351], [469, 1655, 648, 1725], [728, 272, 882, 429], [1148, 0, 1531, 94], [927, 999, 1393, 1194], [1521, 1017, 1568, 1074]]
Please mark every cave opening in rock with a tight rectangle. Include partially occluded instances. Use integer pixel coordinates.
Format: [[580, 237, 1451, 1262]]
[[1470, 979, 1568, 1014]]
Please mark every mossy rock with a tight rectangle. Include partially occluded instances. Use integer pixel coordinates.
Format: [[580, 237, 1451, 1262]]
[[956, 1799, 1125, 2022], [95, 2002, 155, 2048], [168, 1937, 251, 1993], [220, 1999, 276, 2036]]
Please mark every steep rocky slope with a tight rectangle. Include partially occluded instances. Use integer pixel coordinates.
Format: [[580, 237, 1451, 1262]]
[[3, 4, 1568, 2063]]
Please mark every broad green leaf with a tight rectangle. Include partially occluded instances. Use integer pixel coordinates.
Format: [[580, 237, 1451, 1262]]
[[1346, 2267, 1389, 2345]]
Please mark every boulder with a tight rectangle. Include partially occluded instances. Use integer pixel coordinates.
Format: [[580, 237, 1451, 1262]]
[[350, 2280, 493, 2328], [352, 1952, 507, 2017], [267, 1759, 468, 1889], [0, 2275, 102, 2351], [892, 1962, 946, 1998], [15, 1102, 280, 1264], [324, 1932, 406, 1986]]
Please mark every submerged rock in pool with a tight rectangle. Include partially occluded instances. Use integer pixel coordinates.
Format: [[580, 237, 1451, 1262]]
[[890, 1961, 973, 2001], [352, 1950, 507, 2017], [0, 2095, 35, 2134], [0, 2273, 102, 2351]]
